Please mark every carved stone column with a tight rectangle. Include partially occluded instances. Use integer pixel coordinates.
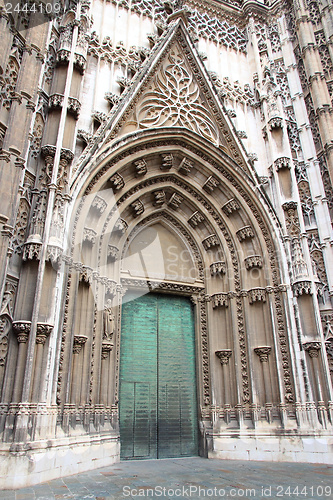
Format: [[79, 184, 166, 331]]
[[100, 341, 114, 406], [31, 323, 53, 401], [71, 335, 88, 406], [254, 346, 273, 404], [303, 341, 325, 403], [11, 321, 31, 402], [215, 350, 232, 406]]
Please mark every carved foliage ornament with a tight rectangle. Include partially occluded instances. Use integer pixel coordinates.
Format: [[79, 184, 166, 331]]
[[134, 46, 219, 145]]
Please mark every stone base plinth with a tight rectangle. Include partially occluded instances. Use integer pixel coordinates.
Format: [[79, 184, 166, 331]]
[[0, 433, 120, 489], [209, 433, 333, 464]]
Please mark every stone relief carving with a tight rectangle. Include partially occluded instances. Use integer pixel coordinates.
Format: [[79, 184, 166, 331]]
[[134, 46, 219, 145], [103, 300, 115, 341]]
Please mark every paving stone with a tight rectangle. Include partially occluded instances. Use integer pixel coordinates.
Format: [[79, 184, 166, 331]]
[[0, 458, 332, 500]]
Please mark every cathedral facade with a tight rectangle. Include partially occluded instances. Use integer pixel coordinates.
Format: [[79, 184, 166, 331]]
[[0, 0, 333, 489]]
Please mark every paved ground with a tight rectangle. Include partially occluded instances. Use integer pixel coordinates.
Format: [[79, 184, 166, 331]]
[[0, 457, 332, 500]]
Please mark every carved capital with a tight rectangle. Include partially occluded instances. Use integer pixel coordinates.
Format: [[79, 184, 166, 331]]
[[160, 153, 173, 170], [203, 176, 220, 193], [101, 341, 114, 360], [73, 335, 88, 354], [109, 173, 124, 191], [248, 288, 266, 304], [152, 190, 166, 206], [178, 157, 193, 175], [303, 341, 321, 358], [12, 320, 31, 343], [131, 199, 145, 217], [210, 261, 226, 276], [236, 225, 255, 241], [215, 349, 232, 365], [107, 245, 119, 261], [83, 227, 97, 244], [168, 193, 183, 210], [188, 211, 204, 228], [134, 159, 147, 176], [244, 255, 263, 270], [211, 293, 229, 308], [92, 195, 107, 215], [221, 198, 240, 215], [293, 280, 312, 296], [202, 234, 219, 250], [274, 157, 291, 171], [36, 323, 53, 345], [254, 346, 272, 362]]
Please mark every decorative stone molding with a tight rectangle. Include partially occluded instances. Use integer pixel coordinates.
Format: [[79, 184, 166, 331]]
[[274, 157, 291, 171], [303, 341, 321, 358], [107, 245, 119, 261], [117, 76, 132, 92], [83, 227, 97, 244], [248, 288, 266, 304], [254, 346, 272, 362], [292, 280, 312, 297], [92, 111, 108, 124], [92, 195, 107, 215], [188, 211, 204, 228], [130, 199, 144, 217], [120, 278, 204, 295], [168, 193, 183, 210], [236, 225, 254, 241], [210, 262, 226, 276], [215, 349, 232, 365], [160, 153, 173, 170], [109, 173, 124, 191], [202, 234, 219, 250], [236, 130, 247, 139], [36, 323, 53, 345], [211, 293, 229, 308], [77, 129, 92, 144], [12, 321, 31, 344], [73, 335, 88, 354], [105, 92, 120, 108], [152, 190, 166, 206], [178, 157, 193, 175], [221, 198, 240, 215], [134, 159, 147, 176], [244, 255, 263, 270], [203, 176, 220, 192]]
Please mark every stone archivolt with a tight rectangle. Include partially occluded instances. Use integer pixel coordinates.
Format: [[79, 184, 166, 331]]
[[1, 0, 333, 488]]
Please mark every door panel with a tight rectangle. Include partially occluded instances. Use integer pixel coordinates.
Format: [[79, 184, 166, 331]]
[[119, 293, 197, 459]]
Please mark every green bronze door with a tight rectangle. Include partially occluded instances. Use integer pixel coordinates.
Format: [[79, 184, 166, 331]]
[[119, 293, 198, 459]]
